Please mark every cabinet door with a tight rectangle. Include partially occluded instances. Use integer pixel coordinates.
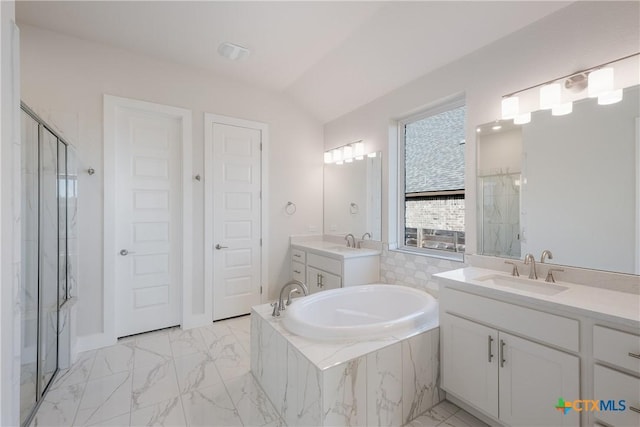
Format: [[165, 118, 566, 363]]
[[307, 266, 341, 294], [499, 332, 579, 426], [442, 314, 499, 418]]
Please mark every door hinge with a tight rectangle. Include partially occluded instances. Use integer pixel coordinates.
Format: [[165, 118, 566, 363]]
[[260, 286, 263, 294], [260, 238, 262, 246], [259, 142, 262, 151]]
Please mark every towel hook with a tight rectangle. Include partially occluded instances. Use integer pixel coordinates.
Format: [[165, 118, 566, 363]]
[[285, 201, 297, 215]]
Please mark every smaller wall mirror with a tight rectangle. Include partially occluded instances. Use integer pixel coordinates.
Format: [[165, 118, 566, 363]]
[[324, 153, 382, 240]]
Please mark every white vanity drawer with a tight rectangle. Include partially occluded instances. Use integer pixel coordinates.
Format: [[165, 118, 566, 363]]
[[307, 253, 341, 276], [291, 261, 305, 283], [593, 364, 640, 427], [593, 326, 640, 375], [442, 287, 579, 352], [291, 248, 306, 263]]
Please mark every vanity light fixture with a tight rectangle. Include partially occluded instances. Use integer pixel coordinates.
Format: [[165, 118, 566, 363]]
[[367, 152, 377, 158], [500, 52, 638, 124], [324, 140, 373, 164]]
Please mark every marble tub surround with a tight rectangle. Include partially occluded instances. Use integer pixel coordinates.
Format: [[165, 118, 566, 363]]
[[435, 266, 640, 328], [251, 302, 443, 426]]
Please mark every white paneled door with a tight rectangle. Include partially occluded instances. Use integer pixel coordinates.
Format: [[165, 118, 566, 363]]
[[206, 116, 263, 321], [113, 106, 183, 337]]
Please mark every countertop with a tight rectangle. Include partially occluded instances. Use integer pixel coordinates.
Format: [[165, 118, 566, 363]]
[[435, 267, 640, 328], [291, 240, 381, 260]]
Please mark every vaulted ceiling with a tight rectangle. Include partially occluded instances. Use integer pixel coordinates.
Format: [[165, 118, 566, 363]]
[[16, 1, 571, 123]]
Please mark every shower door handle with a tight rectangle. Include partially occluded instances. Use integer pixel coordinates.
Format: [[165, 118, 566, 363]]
[[119, 249, 135, 256]]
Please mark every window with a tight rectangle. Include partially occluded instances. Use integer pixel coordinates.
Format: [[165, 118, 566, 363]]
[[398, 99, 466, 259]]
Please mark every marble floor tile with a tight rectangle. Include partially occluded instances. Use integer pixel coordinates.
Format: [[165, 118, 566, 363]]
[[168, 328, 207, 359], [29, 382, 84, 427], [181, 383, 243, 427], [441, 410, 489, 427], [212, 340, 251, 382], [225, 373, 280, 427], [131, 359, 180, 411], [130, 396, 186, 427], [90, 342, 135, 380], [74, 371, 133, 426], [173, 351, 223, 394], [86, 412, 131, 426], [50, 350, 96, 389]]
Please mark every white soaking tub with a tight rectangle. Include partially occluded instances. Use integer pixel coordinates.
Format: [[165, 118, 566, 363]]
[[282, 284, 438, 341]]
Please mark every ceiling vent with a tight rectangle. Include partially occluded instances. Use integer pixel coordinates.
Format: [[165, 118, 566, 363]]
[[217, 42, 250, 61]]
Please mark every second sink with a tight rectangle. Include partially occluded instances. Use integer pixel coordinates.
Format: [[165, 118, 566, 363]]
[[475, 274, 569, 296]]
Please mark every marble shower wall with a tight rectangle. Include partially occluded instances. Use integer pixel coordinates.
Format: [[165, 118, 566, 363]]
[[379, 245, 465, 297], [479, 174, 521, 258], [251, 311, 442, 427]]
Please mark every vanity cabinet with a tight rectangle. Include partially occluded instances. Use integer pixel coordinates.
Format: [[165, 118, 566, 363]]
[[290, 244, 379, 292], [441, 288, 580, 427], [592, 326, 640, 427]]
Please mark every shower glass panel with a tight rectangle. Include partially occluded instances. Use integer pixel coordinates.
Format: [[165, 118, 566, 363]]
[[20, 104, 73, 426], [20, 112, 39, 424], [58, 142, 67, 305], [39, 128, 59, 395]]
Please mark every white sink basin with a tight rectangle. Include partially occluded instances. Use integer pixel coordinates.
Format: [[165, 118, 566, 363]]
[[475, 274, 569, 296]]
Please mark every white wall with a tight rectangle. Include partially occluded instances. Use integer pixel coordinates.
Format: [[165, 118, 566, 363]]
[[324, 1, 640, 260], [20, 25, 324, 340], [1, 0, 21, 424]]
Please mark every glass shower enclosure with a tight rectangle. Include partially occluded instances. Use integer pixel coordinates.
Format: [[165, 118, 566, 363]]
[[20, 104, 72, 426]]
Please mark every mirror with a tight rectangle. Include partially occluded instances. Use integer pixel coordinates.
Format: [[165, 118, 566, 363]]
[[324, 153, 382, 240], [477, 84, 639, 275]]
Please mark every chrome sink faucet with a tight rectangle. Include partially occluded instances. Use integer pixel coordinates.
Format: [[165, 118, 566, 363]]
[[540, 250, 553, 263], [356, 232, 372, 248], [524, 253, 537, 280], [345, 233, 356, 248], [272, 279, 309, 317]]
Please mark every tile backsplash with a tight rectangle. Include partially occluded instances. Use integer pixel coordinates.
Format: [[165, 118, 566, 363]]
[[380, 245, 466, 297]]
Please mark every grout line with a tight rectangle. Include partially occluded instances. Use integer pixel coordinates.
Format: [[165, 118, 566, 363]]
[[167, 328, 189, 427], [69, 349, 99, 426]]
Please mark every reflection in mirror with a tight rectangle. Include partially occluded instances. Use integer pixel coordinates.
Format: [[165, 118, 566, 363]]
[[324, 153, 382, 240], [477, 85, 639, 275]]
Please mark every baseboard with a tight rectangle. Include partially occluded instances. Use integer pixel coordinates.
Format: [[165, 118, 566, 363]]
[[75, 332, 116, 353], [182, 313, 211, 330]]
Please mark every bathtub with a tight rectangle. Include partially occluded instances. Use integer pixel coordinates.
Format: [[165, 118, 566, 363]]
[[282, 284, 438, 341]]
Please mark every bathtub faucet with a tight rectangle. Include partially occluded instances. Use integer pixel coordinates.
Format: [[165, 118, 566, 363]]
[[272, 279, 309, 317]]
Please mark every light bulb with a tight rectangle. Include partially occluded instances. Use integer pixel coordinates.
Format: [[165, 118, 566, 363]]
[[332, 148, 343, 163], [552, 102, 573, 116], [368, 152, 377, 158], [588, 67, 614, 98], [540, 83, 561, 110], [513, 113, 531, 125], [501, 96, 519, 120], [324, 152, 332, 164], [354, 141, 364, 157], [343, 144, 353, 159], [598, 89, 623, 105]]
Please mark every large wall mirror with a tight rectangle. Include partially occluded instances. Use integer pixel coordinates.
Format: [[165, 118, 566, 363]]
[[477, 84, 639, 275], [324, 153, 382, 241]]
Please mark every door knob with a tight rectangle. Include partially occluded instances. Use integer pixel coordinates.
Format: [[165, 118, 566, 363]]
[[215, 244, 228, 250], [120, 249, 135, 256]]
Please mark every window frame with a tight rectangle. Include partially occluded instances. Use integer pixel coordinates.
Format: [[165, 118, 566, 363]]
[[396, 97, 466, 261]]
